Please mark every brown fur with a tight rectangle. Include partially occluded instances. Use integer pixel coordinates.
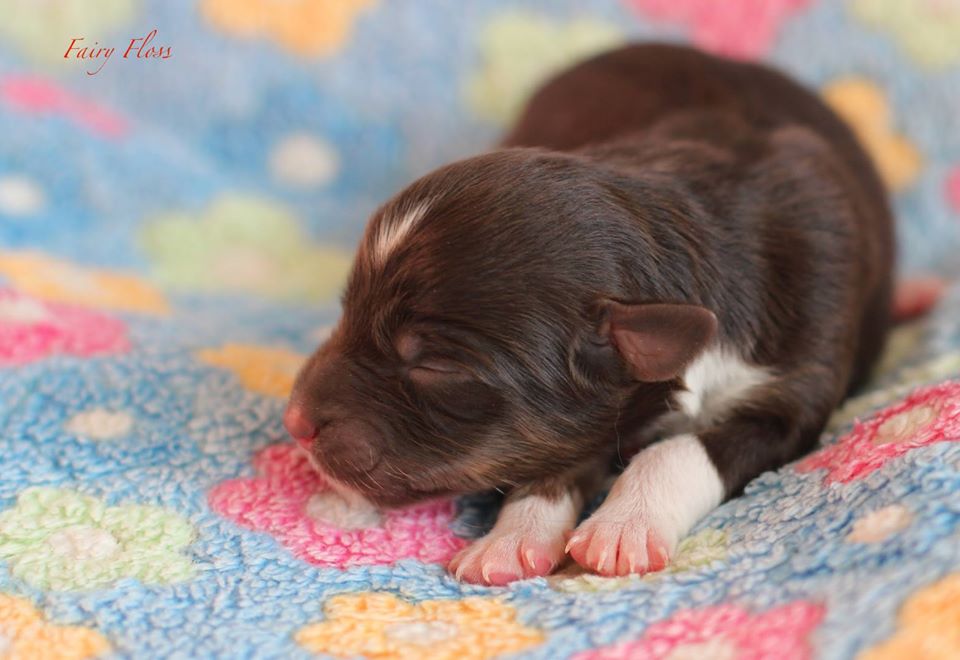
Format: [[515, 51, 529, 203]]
[[287, 43, 893, 507]]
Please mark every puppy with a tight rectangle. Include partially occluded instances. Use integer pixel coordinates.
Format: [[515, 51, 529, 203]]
[[284, 44, 894, 585]]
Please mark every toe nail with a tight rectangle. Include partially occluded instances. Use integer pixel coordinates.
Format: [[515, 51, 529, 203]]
[[486, 572, 521, 586], [528, 556, 554, 574], [564, 535, 582, 554]]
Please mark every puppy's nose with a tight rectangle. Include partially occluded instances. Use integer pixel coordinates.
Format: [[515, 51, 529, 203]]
[[283, 403, 317, 442]]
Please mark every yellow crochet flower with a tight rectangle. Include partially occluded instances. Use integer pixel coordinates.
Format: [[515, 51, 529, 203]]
[[295, 593, 543, 660], [197, 343, 306, 398], [200, 0, 376, 57], [822, 78, 921, 193], [0, 594, 109, 660], [0, 0, 136, 65], [0, 252, 170, 315], [465, 10, 624, 124], [860, 573, 960, 659], [852, 0, 960, 69]]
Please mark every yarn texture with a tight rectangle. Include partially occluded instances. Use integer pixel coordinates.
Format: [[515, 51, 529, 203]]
[[2, 1, 960, 657]]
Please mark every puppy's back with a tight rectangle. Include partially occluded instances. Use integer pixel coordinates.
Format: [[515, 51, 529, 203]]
[[504, 43, 895, 393], [504, 44, 871, 186]]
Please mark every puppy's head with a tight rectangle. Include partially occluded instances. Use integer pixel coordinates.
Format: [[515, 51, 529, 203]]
[[285, 149, 716, 507]]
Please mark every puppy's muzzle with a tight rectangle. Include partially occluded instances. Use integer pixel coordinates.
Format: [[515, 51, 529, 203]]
[[283, 402, 383, 477]]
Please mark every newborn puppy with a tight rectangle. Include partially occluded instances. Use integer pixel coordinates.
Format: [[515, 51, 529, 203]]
[[284, 44, 893, 585]]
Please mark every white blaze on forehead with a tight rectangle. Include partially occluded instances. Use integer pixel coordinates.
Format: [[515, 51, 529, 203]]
[[372, 200, 431, 263]]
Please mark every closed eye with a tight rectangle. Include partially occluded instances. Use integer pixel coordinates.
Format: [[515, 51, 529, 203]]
[[407, 360, 473, 386], [406, 358, 502, 423]]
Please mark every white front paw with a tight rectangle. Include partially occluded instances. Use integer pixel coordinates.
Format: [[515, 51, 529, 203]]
[[566, 434, 724, 576], [565, 509, 675, 576], [448, 528, 567, 585]]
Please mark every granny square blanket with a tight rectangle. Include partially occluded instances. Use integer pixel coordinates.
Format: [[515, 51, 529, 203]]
[[1, 1, 960, 658]]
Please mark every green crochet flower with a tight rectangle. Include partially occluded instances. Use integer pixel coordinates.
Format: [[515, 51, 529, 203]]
[[465, 10, 624, 123], [0, 488, 196, 591], [551, 529, 728, 593], [0, 0, 137, 65], [669, 528, 728, 573], [141, 193, 354, 303]]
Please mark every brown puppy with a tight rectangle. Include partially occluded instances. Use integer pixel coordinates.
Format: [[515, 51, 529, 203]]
[[284, 44, 893, 585]]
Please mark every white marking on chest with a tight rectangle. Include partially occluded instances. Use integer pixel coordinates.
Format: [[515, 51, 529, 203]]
[[675, 346, 772, 423], [373, 200, 431, 262]]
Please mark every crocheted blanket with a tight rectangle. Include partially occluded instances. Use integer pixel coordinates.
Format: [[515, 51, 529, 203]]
[[1, 1, 959, 658]]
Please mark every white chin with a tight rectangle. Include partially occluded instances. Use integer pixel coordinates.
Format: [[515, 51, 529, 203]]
[[294, 443, 374, 509]]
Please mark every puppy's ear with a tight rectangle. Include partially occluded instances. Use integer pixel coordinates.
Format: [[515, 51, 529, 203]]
[[600, 301, 717, 382]]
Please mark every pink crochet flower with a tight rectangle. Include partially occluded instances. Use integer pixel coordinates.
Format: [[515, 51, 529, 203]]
[[946, 166, 960, 213], [624, 0, 812, 59], [0, 76, 128, 138], [208, 443, 467, 568], [798, 381, 960, 483], [575, 601, 824, 660], [0, 288, 129, 366]]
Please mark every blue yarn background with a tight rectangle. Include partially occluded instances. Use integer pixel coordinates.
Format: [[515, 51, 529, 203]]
[[1, 1, 959, 658]]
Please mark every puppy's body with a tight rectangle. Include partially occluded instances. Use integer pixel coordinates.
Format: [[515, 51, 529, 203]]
[[507, 43, 892, 399], [286, 44, 893, 584]]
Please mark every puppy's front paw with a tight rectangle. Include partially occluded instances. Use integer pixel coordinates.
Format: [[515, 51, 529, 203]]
[[565, 514, 673, 577], [448, 529, 566, 586]]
